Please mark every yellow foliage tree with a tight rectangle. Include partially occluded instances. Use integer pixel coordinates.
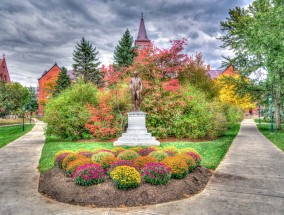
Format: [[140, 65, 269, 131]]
[[216, 75, 255, 110]]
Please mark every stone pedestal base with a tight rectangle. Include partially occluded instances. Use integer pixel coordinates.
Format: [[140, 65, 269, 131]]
[[113, 112, 160, 147]]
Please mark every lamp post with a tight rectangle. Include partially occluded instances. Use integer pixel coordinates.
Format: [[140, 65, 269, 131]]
[[269, 95, 274, 133], [22, 107, 25, 131]]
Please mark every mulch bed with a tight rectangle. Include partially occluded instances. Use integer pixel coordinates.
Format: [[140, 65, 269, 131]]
[[38, 166, 212, 208]]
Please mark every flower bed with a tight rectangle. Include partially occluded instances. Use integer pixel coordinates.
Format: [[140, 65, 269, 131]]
[[38, 146, 211, 207]]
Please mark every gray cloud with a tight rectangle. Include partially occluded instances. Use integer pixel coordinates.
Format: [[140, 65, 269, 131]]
[[0, 0, 252, 86]]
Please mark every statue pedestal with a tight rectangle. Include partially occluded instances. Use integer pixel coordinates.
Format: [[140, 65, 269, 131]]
[[113, 112, 160, 147]]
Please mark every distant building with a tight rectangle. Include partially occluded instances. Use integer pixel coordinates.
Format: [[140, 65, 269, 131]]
[[135, 13, 151, 49], [37, 63, 74, 115], [0, 55, 11, 83], [207, 65, 236, 79]]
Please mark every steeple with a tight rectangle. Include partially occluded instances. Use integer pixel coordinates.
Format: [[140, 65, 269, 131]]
[[135, 13, 151, 49]]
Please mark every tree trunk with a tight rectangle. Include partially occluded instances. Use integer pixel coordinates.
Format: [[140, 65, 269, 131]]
[[274, 71, 282, 130]]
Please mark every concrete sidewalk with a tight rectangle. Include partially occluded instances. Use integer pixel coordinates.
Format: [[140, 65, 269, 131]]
[[0, 119, 283, 215]]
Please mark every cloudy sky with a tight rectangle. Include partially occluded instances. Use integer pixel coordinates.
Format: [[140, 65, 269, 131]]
[[1, 0, 252, 87]]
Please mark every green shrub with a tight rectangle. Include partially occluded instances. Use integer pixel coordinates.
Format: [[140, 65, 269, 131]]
[[91, 152, 115, 163], [117, 150, 140, 161], [149, 150, 168, 161], [110, 166, 141, 190], [43, 81, 98, 140]]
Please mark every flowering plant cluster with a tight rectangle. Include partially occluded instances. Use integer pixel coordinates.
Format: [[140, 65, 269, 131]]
[[62, 154, 86, 170], [161, 156, 188, 179], [137, 147, 156, 156], [177, 153, 196, 172], [163, 146, 180, 156], [107, 159, 139, 175], [76, 149, 93, 158], [54, 152, 72, 169], [134, 156, 158, 168], [99, 156, 118, 170], [141, 163, 171, 185], [72, 164, 105, 186], [117, 150, 140, 161], [149, 150, 168, 162], [110, 166, 141, 190], [91, 151, 115, 162], [66, 157, 95, 176], [53, 146, 203, 189]]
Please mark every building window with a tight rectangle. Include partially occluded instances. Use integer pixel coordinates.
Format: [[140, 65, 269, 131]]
[[138, 45, 142, 49]]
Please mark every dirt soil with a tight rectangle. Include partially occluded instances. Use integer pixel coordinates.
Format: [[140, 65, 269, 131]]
[[38, 166, 212, 208]]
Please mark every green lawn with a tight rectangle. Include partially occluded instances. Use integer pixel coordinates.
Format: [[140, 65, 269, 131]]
[[256, 123, 284, 151], [0, 124, 35, 148], [39, 124, 240, 172]]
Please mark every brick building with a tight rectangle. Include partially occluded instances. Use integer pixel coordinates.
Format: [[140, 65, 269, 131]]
[[0, 55, 11, 83]]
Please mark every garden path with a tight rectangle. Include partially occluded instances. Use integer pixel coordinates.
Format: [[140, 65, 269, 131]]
[[0, 119, 283, 215]]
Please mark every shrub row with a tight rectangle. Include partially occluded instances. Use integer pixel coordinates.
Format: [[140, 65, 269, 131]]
[[53, 146, 202, 190]]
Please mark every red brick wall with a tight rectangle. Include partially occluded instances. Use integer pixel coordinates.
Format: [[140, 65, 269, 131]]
[[38, 65, 61, 115], [135, 41, 150, 49]]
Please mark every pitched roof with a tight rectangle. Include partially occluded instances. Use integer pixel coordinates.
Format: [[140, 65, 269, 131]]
[[136, 13, 150, 42], [38, 62, 60, 80]]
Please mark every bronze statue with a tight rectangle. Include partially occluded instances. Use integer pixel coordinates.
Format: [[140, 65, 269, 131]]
[[130, 71, 142, 111]]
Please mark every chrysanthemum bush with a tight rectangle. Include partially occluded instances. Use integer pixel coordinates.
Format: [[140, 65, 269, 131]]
[[112, 147, 125, 155], [66, 157, 96, 176], [62, 154, 87, 170], [149, 150, 168, 161], [110, 166, 141, 190], [76, 149, 93, 158], [180, 148, 202, 166], [161, 156, 189, 179], [54, 152, 73, 169], [177, 153, 196, 172], [99, 156, 119, 170], [92, 152, 115, 163], [138, 147, 156, 156], [141, 163, 172, 185], [163, 146, 179, 156], [117, 150, 140, 161], [134, 156, 158, 168], [107, 160, 139, 175], [72, 164, 105, 186]]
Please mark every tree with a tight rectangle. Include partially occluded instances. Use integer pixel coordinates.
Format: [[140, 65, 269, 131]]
[[53, 67, 71, 96], [220, 0, 284, 130], [216, 75, 255, 110], [25, 87, 38, 114], [113, 29, 136, 68], [0, 82, 29, 117], [73, 37, 102, 86]]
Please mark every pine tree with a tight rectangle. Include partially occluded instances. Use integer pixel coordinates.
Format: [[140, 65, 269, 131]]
[[53, 67, 71, 96], [73, 37, 102, 85], [113, 29, 136, 67]]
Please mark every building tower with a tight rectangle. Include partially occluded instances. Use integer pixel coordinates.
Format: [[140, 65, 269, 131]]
[[0, 55, 11, 83], [135, 13, 151, 49]]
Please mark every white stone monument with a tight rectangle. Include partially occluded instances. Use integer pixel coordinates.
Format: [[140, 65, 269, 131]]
[[113, 112, 160, 146]]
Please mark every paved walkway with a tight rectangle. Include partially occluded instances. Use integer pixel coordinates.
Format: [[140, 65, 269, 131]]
[[0, 119, 283, 215]]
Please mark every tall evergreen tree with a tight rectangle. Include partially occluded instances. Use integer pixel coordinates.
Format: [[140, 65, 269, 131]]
[[113, 29, 136, 67], [53, 67, 71, 96], [73, 37, 102, 85]]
